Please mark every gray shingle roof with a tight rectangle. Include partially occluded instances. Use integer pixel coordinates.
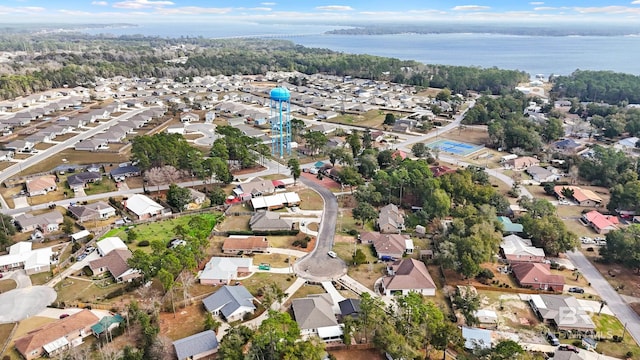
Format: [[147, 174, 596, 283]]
[[202, 285, 255, 320], [172, 330, 218, 360]]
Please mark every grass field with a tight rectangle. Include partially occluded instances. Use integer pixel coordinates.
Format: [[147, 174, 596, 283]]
[[326, 110, 404, 129], [241, 272, 292, 296], [290, 283, 326, 300], [29, 271, 52, 286], [298, 188, 324, 210], [252, 253, 295, 268], [0, 279, 17, 292], [54, 277, 127, 305], [84, 178, 117, 195], [592, 314, 640, 358], [217, 215, 251, 232], [18, 149, 131, 176], [103, 213, 221, 250]]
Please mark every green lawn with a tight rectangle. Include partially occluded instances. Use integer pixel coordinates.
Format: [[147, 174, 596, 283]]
[[592, 313, 640, 359], [102, 213, 222, 249], [290, 283, 326, 300], [30, 271, 52, 285], [241, 272, 293, 296], [84, 179, 117, 195], [298, 188, 324, 210], [54, 277, 127, 305]]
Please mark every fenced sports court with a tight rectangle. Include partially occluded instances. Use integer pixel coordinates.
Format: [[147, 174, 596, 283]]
[[425, 139, 485, 157]]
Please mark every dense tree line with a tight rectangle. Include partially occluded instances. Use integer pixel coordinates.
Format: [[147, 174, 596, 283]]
[[551, 70, 640, 104], [0, 33, 527, 99], [600, 225, 640, 270]]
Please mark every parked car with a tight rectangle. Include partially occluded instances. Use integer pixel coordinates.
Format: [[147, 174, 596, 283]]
[[327, 251, 337, 258], [258, 263, 271, 270], [568, 287, 585, 294], [546, 332, 560, 346], [580, 236, 594, 244], [0, 273, 3, 279], [558, 344, 579, 353], [76, 254, 87, 261], [59, 314, 69, 319]]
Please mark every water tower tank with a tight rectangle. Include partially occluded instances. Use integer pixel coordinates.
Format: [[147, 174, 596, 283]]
[[270, 87, 290, 101]]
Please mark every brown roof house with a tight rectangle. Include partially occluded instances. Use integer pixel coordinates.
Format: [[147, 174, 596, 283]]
[[14, 310, 99, 360], [554, 186, 603, 207], [360, 231, 413, 260], [511, 262, 564, 292], [222, 236, 269, 254], [382, 258, 436, 296], [377, 204, 405, 233], [506, 156, 540, 170], [26, 175, 57, 197], [67, 201, 116, 223], [88, 248, 140, 283]]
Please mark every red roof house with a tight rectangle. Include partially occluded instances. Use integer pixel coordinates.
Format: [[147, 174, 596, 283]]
[[582, 211, 619, 234], [511, 262, 564, 292]]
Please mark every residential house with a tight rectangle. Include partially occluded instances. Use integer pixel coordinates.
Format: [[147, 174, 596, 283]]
[[430, 165, 456, 177], [14, 310, 99, 360], [554, 186, 602, 207], [497, 216, 524, 233], [500, 234, 546, 263], [173, 330, 219, 360], [68, 201, 116, 223], [0, 241, 52, 274], [462, 327, 492, 350], [582, 210, 619, 234], [249, 211, 294, 232], [308, 123, 336, 134], [615, 136, 639, 151], [381, 258, 436, 296], [250, 192, 301, 211], [95, 128, 126, 143], [88, 249, 140, 283], [109, 165, 140, 181], [377, 203, 405, 233], [124, 194, 166, 220], [91, 314, 124, 338], [26, 175, 57, 196], [234, 178, 276, 198], [511, 262, 564, 291], [0, 150, 14, 161], [180, 112, 200, 123], [360, 231, 412, 260], [14, 210, 63, 234], [202, 285, 256, 322], [474, 309, 498, 326], [506, 156, 540, 170], [74, 138, 108, 151], [96, 237, 128, 257], [199, 257, 252, 285], [222, 236, 269, 254], [392, 119, 417, 133], [554, 139, 581, 153], [205, 111, 216, 123], [67, 172, 102, 192], [526, 166, 558, 183], [5, 140, 34, 152], [529, 294, 596, 332], [187, 187, 206, 209], [338, 298, 361, 320], [291, 294, 342, 341]]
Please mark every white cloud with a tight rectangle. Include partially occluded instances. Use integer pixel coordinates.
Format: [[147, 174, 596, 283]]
[[574, 5, 640, 14], [534, 7, 556, 11], [155, 6, 231, 15], [452, 5, 490, 11], [92, 1, 108, 5], [529, 1, 544, 5], [632, 1, 640, 4], [261, 2, 276, 5], [113, 0, 173, 9], [249, 7, 272, 11], [315, 5, 354, 11]]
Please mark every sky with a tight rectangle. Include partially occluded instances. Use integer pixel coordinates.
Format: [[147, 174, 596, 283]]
[[3, 0, 640, 24]]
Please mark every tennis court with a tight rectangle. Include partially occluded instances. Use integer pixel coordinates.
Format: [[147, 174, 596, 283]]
[[425, 139, 485, 157]]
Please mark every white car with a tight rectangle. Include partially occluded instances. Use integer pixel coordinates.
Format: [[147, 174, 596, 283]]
[[580, 236, 594, 244], [327, 251, 337, 258]]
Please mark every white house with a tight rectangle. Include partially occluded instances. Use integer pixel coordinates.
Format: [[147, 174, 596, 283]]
[[124, 194, 165, 220], [96, 237, 128, 257]]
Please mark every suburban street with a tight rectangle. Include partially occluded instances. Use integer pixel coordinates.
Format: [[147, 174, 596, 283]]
[[293, 175, 348, 281], [567, 250, 640, 345]]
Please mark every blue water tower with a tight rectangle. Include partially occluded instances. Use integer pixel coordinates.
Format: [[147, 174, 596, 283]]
[[270, 87, 291, 158]]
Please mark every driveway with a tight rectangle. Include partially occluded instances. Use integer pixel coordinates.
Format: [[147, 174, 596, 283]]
[[567, 250, 640, 345], [293, 176, 347, 281], [0, 286, 57, 323], [8, 269, 32, 288]]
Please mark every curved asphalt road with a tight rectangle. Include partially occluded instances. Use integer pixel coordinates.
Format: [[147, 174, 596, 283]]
[[293, 176, 347, 281]]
